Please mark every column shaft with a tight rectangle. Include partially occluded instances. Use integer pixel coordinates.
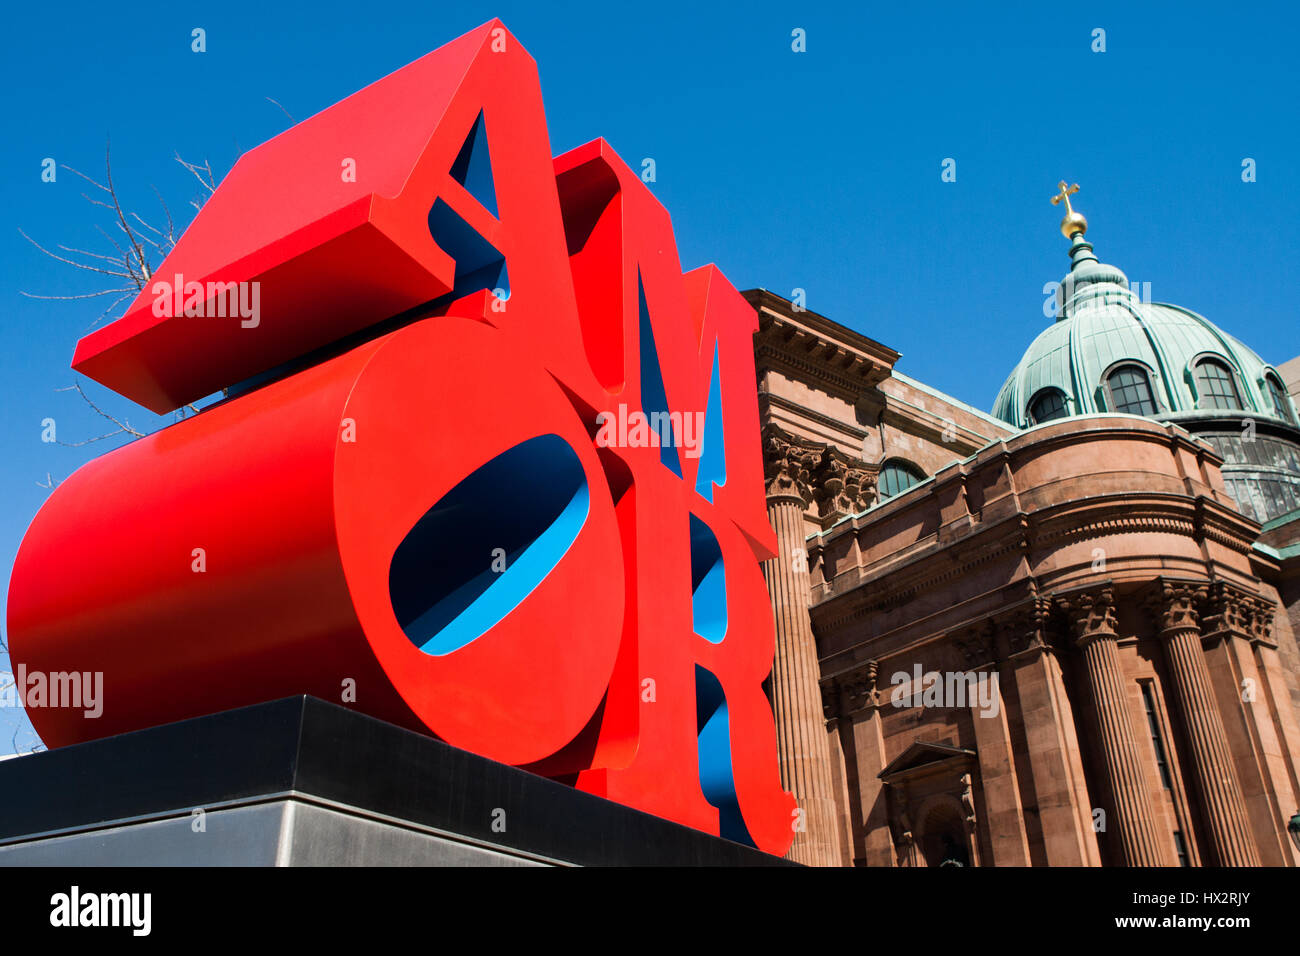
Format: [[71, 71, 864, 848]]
[[1154, 599, 1260, 866], [763, 495, 842, 866], [1077, 633, 1168, 865], [1061, 588, 1166, 866]]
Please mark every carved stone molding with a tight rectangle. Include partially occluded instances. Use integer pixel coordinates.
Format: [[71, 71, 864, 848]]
[[823, 659, 880, 719], [1005, 596, 1057, 657], [953, 620, 997, 669], [1199, 581, 1254, 647], [1246, 595, 1278, 649], [959, 772, 977, 832], [890, 785, 916, 867], [749, 291, 899, 402]]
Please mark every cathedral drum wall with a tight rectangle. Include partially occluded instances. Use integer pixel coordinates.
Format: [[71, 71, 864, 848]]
[[808, 414, 1300, 865], [1028, 531, 1209, 591]]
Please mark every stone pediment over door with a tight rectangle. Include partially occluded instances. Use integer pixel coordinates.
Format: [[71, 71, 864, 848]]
[[879, 741, 975, 782], [879, 741, 980, 867]]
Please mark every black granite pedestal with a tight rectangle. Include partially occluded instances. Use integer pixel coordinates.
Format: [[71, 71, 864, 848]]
[[0, 696, 791, 866]]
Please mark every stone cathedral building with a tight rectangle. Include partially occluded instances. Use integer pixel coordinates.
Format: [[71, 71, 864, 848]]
[[751, 187, 1300, 867]]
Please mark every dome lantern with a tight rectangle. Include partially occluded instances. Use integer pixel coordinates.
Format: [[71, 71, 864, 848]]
[[989, 184, 1300, 523]]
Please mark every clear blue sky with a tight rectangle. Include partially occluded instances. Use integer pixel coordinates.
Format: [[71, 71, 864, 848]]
[[2, 1, 1297, 749]]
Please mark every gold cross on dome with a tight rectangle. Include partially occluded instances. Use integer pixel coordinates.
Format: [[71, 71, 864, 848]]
[[1051, 181, 1080, 215]]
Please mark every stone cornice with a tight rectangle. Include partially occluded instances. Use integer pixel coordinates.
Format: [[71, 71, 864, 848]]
[[813, 419, 1244, 554], [746, 289, 899, 366], [812, 525, 1027, 632], [759, 391, 870, 447], [756, 342, 885, 401], [748, 291, 898, 402], [808, 420, 1264, 627], [1193, 497, 1263, 555], [809, 491, 1243, 633], [877, 392, 996, 455]]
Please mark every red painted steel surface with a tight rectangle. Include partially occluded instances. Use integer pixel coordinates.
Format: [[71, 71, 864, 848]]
[[8, 19, 796, 855]]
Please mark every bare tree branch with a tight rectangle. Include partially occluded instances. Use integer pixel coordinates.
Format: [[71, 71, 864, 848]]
[[16, 229, 132, 279], [101, 141, 150, 282], [58, 162, 113, 194], [19, 288, 134, 301], [55, 382, 147, 442], [150, 184, 177, 247], [22, 143, 222, 446], [266, 96, 295, 124], [54, 243, 129, 266], [174, 151, 216, 196]]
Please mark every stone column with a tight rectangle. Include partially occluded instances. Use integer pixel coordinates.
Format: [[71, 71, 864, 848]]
[[1201, 584, 1300, 865], [1145, 581, 1261, 866], [761, 435, 843, 866], [1058, 587, 1166, 866], [1245, 597, 1300, 819], [834, 663, 896, 866], [1006, 598, 1101, 866], [957, 621, 1031, 866], [820, 681, 860, 865]]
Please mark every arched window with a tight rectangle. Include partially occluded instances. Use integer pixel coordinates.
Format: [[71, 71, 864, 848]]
[[1265, 373, 1296, 425], [1193, 357, 1243, 411], [1027, 388, 1068, 425], [1106, 364, 1159, 416], [879, 459, 925, 500]]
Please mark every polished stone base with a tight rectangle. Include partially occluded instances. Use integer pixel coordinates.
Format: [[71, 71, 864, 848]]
[[0, 696, 788, 867]]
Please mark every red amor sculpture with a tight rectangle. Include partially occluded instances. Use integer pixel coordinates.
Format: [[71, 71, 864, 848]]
[[7, 19, 796, 855]]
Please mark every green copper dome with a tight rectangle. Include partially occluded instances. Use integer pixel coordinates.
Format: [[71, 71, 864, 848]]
[[993, 232, 1299, 431]]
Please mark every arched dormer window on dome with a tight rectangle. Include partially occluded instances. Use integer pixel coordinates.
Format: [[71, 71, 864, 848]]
[[878, 459, 925, 500], [1265, 373, 1296, 426], [1027, 388, 1068, 425], [1104, 363, 1159, 417], [1192, 356, 1244, 411]]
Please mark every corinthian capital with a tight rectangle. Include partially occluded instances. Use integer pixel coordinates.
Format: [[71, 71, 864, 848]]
[[1143, 579, 1208, 636], [763, 429, 819, 504], [1247, 596, 1277, 647], [1006, 596, 1057, 656], [763, 424, 877, 516], [1200, 582, 1253, 643], [1055, 586, 1118, 645], [810, 451, 877, 519], [824, 660, 881, 718]]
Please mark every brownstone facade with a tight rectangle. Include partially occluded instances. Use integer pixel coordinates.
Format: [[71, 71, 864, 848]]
[[746, 290, 1300, 866]]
